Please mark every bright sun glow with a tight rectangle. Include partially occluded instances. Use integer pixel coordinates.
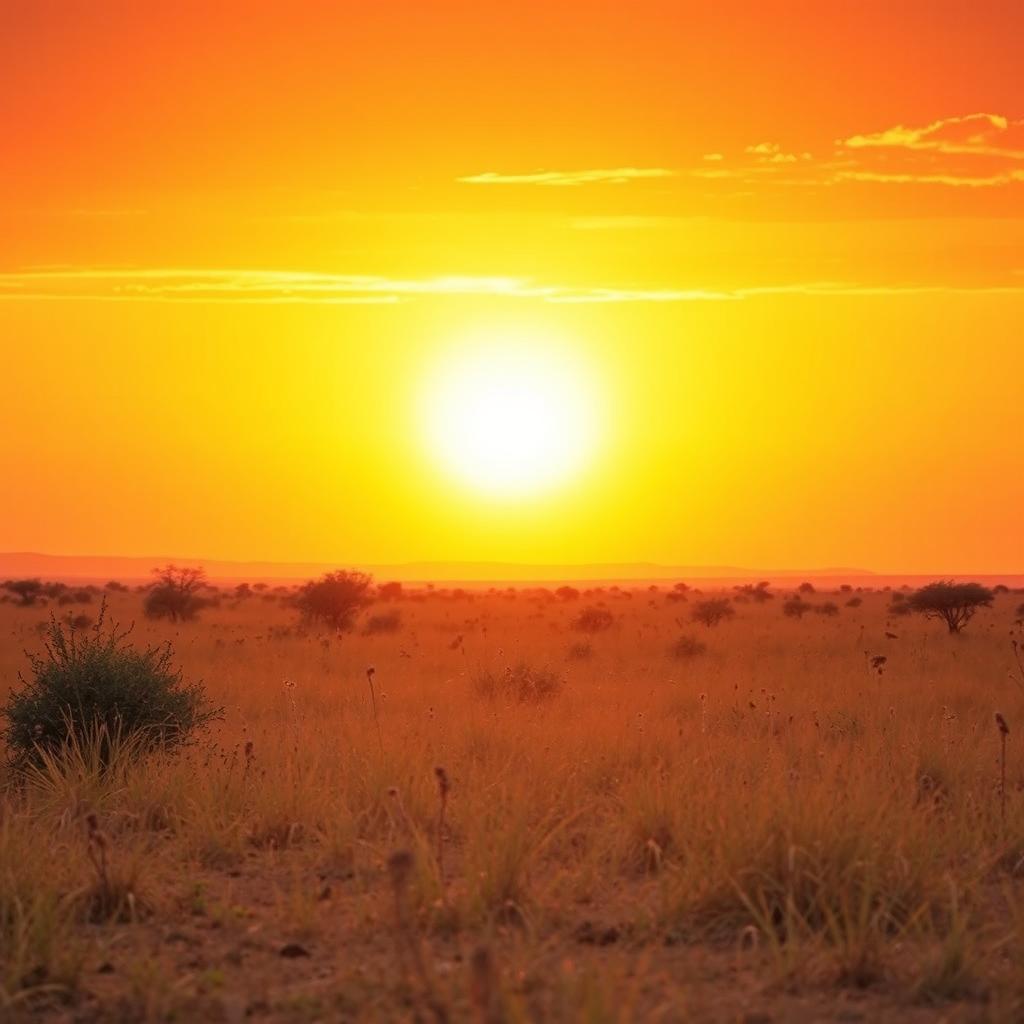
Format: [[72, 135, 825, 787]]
[[424, 338, 599, 498]]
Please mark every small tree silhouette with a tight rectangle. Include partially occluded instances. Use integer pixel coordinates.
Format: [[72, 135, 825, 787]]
[[783, 597, 813, 619], [294, 570, 374, 632], [907, 580, 994, 634], [144, 565, 209, 622], [691, 598, 735, 628], [3, 579, 46, 607]]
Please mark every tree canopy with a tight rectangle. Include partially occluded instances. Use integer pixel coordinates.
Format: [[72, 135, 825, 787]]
[[907, 580, 994, 634]]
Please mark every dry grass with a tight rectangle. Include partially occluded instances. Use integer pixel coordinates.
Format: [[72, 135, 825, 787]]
[[2, 584, 1024, 1020]]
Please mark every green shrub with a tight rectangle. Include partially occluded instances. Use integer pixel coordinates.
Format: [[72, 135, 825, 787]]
[[2, 609, 220, 770]]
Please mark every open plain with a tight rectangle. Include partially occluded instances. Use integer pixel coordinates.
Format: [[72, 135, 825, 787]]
[[3, 580, 1024, 1022]]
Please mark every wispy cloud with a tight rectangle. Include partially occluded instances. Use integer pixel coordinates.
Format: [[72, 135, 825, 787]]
[[743, 142, 812, 164], [0, 268, 557, 304], [1, 267, 1021, 305], [839, 113, 1024, 160], [688, 113, 1024, 191], [836, 169, 1024, 188], [457, 168, 674, 186]]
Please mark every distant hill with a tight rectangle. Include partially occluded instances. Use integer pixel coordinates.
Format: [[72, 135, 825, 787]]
[[1, 551, 1020, 588], [0, 550, 882, 585]]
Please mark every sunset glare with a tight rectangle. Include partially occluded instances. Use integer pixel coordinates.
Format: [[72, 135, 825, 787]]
[[423, 340, 599, 498], [2, 3, 1023, 573]]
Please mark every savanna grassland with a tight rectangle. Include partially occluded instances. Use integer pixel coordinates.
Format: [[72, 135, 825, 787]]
[[3, 580, 1024, 1023]]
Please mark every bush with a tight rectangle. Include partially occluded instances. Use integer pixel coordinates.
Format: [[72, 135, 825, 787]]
[[670, 634, 707, 658], [690, 598, 735, 628], [845, 597, 863, 607], [571, 606, 614, 633], [294, 570, 374, 632], [566, 642, 593, 660], [2, 579, 44, 607], [144, 565, 209, 622], [734, 581, 773, 602], [363, 610, 401, 635], [815, 602, 840, 616], [783, 597, 812, 619], [474, 663, 563, 703], [555, 585, 580, 601], [2, 610, 219, 770]]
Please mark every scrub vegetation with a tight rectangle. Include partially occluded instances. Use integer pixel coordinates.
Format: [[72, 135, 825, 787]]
[[1, 574, 1023, 1022]]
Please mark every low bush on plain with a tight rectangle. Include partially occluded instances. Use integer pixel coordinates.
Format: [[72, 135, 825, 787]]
[[783, 597, 812, 619], [363, 610, 402, 634], [571, 606, 614, 633], [670, 634, 708, 658], [691, 598, 735, 628], [2, 608, 220, 770]]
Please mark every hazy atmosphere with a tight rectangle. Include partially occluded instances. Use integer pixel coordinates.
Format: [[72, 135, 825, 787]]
[[3, 4, 1024, 1023], [3, 2, 1023, 574]]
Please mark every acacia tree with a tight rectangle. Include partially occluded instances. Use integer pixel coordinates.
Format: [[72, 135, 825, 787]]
[[294, 570, 374, 632], [907, 580, 994, 634], [144, 565, 209, 622]]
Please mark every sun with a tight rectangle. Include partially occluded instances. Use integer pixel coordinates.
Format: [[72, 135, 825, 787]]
[[422, 336, 600, 498]]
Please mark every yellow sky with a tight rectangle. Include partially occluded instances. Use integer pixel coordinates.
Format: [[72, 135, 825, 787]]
[[2, 2, 1023, 573]]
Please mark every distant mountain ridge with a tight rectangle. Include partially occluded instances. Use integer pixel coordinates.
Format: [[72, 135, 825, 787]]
[[2, 552, 1021, 587], [0, 550, 878, 584]]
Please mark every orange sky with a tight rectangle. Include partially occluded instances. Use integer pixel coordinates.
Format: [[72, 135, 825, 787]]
[[2, 2, 1023, 573]]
